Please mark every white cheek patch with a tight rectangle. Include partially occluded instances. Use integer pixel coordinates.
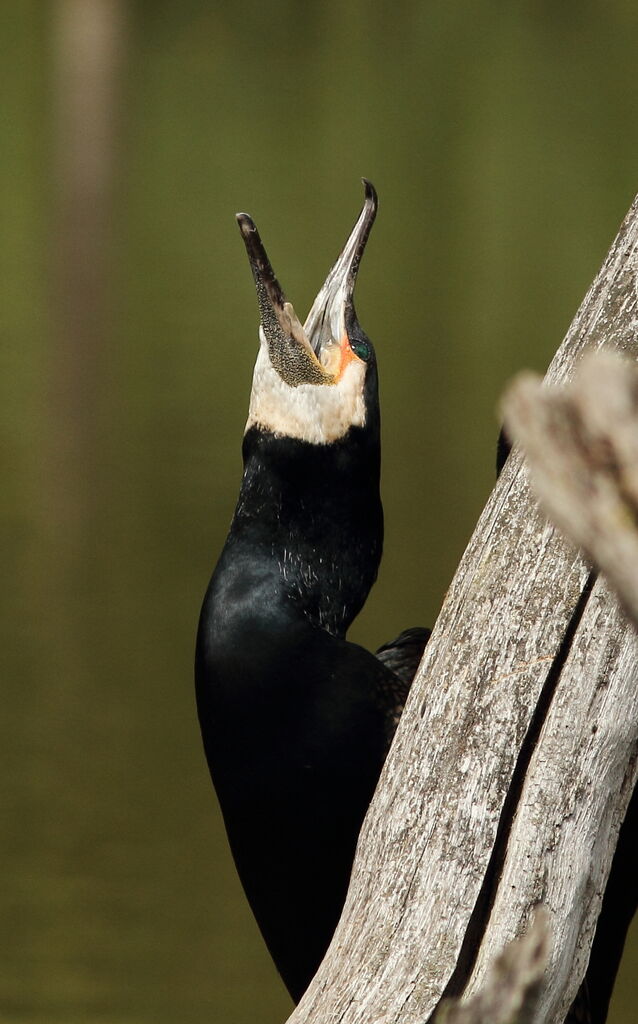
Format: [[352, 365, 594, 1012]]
[[245, 341, 367, 445]]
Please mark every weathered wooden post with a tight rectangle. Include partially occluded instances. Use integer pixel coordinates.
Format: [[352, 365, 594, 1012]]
[[286, 193, 638, 1024]]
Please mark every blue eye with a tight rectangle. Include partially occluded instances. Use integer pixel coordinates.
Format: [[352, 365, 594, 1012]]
[[351, 338, 370, 362]]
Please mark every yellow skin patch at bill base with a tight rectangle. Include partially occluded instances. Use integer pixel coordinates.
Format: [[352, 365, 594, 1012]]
[[319, 332, 359, 380]]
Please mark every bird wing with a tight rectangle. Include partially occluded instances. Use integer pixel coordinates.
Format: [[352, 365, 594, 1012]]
[[375, 626, 431, 741], [565, 981, 592, 1024]]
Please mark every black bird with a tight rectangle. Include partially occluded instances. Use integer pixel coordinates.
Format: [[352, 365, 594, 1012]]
[[195, 182, 428, 1001]]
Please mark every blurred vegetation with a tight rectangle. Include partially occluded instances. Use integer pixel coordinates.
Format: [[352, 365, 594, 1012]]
[[2, 1, 638, 1021]]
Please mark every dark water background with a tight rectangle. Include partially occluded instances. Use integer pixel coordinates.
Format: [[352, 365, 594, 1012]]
[[3, 2, 638, 1021]]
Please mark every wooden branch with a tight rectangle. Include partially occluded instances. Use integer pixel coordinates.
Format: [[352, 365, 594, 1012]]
[[502, 350, 638, 626], [435, 909, 550, 1024], [287, 192, 638, 1024]]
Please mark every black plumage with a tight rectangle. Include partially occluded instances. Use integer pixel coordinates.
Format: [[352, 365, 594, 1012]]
[[195, 183, 427, 1001]]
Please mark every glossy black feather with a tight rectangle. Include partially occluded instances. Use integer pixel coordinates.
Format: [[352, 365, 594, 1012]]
[[375, 626, 431, 733]]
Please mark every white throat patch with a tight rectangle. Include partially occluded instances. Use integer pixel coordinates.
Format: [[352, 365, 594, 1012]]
[[245, 330, 367, 445]]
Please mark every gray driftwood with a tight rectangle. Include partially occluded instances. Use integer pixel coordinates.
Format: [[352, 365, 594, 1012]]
[[436, 908, 550, 1024], [503, 350, 638, 627], [286, 192, 638, 1024]]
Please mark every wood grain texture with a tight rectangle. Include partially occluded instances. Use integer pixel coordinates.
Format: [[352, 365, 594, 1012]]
[[503, 352, 638, 628], [465, 577, 638, 1024], [489, 349, 638, 1022], [436, 909, 550, 1024], [287, 193, 638, 1024]]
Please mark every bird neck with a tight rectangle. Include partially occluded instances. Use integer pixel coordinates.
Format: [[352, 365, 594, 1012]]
[[230, 424, 383, 637]]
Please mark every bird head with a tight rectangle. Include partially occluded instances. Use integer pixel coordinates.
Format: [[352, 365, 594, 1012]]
[[237, 180, 378, 446]]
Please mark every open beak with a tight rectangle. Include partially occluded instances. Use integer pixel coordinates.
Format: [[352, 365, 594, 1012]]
[[236, 180, 377, 387], [304, 179, 377, 361]]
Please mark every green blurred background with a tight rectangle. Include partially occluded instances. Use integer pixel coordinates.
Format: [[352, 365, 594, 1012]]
[[2, 1, 638, 1021]]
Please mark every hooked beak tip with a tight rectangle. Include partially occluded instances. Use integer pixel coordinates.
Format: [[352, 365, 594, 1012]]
[[301, 181, 378, 352], [361, 178, 378, 211]]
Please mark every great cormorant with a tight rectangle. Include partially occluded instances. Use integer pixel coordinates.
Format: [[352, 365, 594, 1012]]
[[195, 182, 428, 1001]]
